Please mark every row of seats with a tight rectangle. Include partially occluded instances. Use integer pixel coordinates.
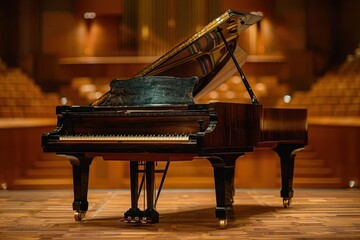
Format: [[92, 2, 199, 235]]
[[0, 60, 62, 118], [278, 45, 360, 117]]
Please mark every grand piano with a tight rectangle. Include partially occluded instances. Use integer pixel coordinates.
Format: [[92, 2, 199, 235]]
[[42, 10, 307, 228]]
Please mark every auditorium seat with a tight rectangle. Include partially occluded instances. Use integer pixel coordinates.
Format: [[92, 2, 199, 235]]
[[347, 104, 360, 116], [277, 44, 360, 117], [0, 60, 63, 118]]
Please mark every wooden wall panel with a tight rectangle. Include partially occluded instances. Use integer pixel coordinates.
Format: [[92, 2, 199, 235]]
[[74, 0, 124, 16], [308, 122, 360, 188], [42, 12, 75, 56], [0, 121, 55, 189]]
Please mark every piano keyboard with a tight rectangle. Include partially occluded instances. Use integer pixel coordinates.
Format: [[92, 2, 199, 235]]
[[59, 134, 192, 142]]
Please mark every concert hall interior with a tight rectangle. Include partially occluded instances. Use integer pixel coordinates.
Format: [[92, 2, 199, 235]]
[[1, 0, 360, 238], [2, 0, 359, 190]]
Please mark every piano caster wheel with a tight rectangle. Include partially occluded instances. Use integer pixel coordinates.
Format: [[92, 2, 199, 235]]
[[218, 218, 227, 229], [283, 198, 292, 208], [74, 210, 87, 221]]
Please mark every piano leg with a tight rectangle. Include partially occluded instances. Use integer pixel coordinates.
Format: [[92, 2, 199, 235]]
[[274, 143, 305, 208], [208, 154, 240, 228], [68, 155, 93, 221]]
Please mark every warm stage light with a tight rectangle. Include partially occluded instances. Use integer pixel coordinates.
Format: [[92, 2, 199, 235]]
[[209, 91, 219, 99], [141, 26, 150, 40], [60, 97, 68, 105], [219, 83, 229, 91], [84, 12, 96, 19], [283, 95, 292, 103]]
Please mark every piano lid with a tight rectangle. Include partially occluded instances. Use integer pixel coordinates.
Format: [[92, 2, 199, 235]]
[[134, 9, 262, 99]]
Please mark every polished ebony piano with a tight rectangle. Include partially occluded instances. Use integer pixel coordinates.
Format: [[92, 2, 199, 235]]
[[42, 10, 307, 228]]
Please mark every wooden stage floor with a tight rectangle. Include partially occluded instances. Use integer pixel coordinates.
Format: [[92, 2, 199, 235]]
[[1, 189, 360, 239]]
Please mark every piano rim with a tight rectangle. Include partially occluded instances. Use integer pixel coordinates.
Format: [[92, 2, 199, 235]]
[[43, 144, 255, 156]]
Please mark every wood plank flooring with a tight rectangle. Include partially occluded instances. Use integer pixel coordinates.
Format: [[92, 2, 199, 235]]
[[1, 189, 360, 239]]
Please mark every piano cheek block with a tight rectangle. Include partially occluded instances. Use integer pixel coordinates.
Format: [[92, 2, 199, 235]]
[[101, 76, 199, 106]]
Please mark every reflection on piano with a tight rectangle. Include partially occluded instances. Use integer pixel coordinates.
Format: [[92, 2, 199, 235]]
[[42, 10, 307, 228]]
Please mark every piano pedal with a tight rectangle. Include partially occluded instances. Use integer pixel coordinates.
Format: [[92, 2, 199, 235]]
[[120, 216, 157, 224], [119, 216, 157, 224], [122, 208, 159, 224], [140, 217, 148, 224], [124, 216, 142, 223], [123, 208, 143, 223]]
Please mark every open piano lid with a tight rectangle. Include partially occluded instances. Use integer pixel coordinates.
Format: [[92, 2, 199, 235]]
[[134, 9, 262, 100], [91, 10, 262, 106]]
